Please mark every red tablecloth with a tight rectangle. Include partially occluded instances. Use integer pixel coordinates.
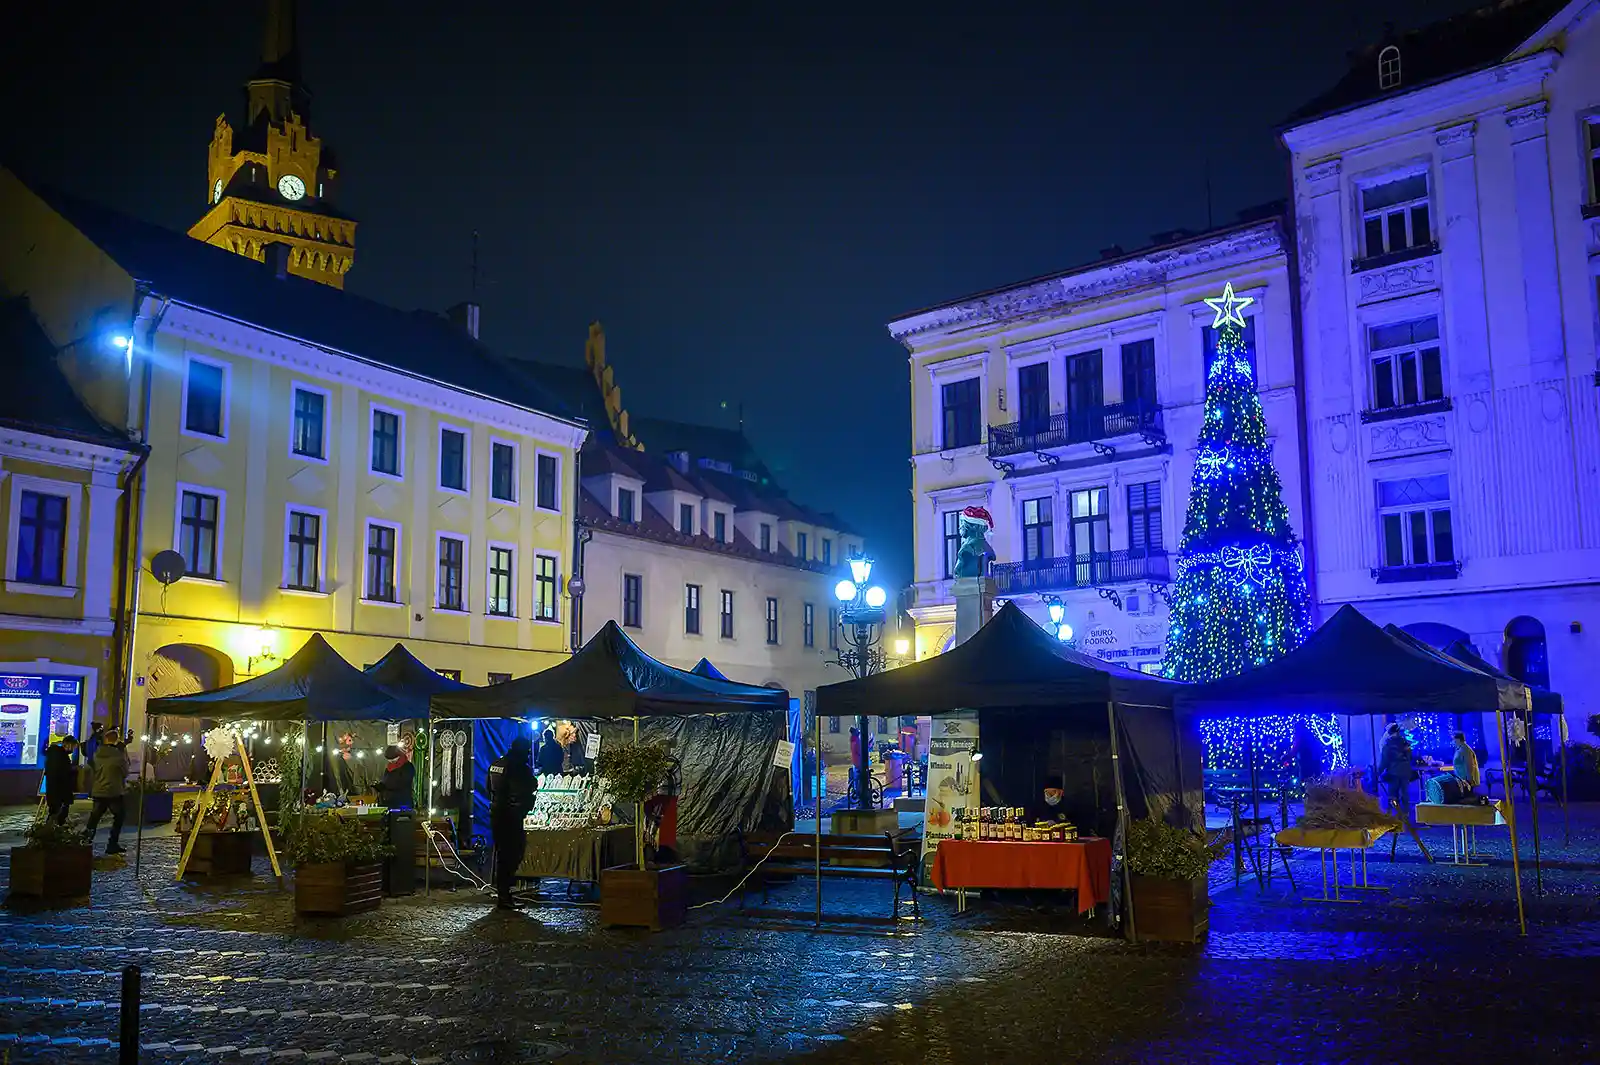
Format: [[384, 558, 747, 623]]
[[932, 838, 1112, 913]]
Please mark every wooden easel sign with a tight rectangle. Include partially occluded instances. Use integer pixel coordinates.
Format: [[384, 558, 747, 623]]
[[175, 729, 281, 882]]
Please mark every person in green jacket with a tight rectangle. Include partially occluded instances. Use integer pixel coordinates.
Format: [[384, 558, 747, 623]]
[[85, 730, 131, 855]]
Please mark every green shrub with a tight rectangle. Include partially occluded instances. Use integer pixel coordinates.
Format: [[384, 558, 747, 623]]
[[23, 816, 90, 850], [281, 811, 393, 866], [1125, 818, 1216, 881], [594, 741, 674, 804]]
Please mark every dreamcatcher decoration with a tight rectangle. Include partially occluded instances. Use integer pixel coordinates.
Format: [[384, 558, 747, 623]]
[[454, 730, 467, 792], [438, 731, 456, 797]]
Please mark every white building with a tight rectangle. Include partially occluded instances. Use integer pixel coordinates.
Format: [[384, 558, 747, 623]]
[[890, 215, 1307, 673], [1284, 0, 1600, 737]]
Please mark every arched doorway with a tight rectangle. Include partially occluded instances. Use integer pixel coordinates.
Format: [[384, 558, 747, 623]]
[[145, 643, 234, 780], [1503, 616, 1550, 689]]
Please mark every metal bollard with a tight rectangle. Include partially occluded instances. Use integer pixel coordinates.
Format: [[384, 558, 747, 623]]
[[119, 964, 140, 1064]]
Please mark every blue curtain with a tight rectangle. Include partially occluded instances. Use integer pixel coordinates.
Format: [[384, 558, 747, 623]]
[[469, 718, 520, 845], [787, 698, 804, 807]]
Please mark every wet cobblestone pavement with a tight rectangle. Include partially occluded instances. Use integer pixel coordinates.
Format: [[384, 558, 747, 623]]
[[1, 804, 1597, 1064]]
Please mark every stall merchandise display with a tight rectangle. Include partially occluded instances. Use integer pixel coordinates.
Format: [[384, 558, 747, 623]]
[[175, 792, 261, 836], [524, 774, 617, 830], [955, 807, 1077, 842]]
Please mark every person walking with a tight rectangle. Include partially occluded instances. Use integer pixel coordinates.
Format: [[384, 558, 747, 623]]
[[85, 729, 131, 855], [43, 735, 78, 824], [487, 735, 536, 909]]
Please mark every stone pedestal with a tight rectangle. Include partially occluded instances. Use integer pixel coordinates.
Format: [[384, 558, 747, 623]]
[[952, 576, 995, 646], [832, 807, 900, 835]]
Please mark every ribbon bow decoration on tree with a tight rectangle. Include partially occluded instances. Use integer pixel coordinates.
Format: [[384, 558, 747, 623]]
[[1219, 544, 1273, 588]]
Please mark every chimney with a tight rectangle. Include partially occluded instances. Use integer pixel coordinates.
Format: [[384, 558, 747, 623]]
[[666, 450, 691, 474], [263, 242, 292, 279], [447, 301, 481, 340]]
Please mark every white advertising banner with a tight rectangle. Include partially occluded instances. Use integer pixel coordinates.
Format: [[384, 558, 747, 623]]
[[919, 712, 979, 884]]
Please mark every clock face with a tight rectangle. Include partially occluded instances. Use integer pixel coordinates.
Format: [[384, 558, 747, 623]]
[[213, 178, 223, 204], [277, 174, 306, 201]]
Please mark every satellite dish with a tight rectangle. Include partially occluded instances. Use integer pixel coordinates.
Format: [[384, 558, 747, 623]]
[[150, 550, 186, 586]]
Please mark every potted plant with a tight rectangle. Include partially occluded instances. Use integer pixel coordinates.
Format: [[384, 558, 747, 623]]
[[595, 740, 687, 931], [285, 811, 391, 916], [1125, 818, 1216, 943], [7, 816, 93, 903], [129, 776, 174, 824]]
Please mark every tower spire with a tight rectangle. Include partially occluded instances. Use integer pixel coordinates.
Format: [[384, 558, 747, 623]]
[[247, 0, 307, 124]]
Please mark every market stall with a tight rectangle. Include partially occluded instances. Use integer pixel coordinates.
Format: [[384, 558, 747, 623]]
[[817, 601, 1198, 934]]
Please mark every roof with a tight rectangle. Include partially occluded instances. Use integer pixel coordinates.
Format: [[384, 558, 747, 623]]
[[578, 485, 832, 574], [1285, 0, 1567, 125], [0, 298, 140, 451], [22, 178, 583, 427]]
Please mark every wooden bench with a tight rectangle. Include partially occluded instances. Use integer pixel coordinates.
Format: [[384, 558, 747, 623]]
[[736, 828, 921, 920]]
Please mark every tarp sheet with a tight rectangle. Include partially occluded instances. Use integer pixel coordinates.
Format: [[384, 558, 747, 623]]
[[431, 622, 789, 719], [364, 644, 474, 717], [690, 658, 728, 680], [815, 601, 1181, 719], [1177, 604, 1522, 716], [1441, 640, 1562, 718], [148, 633, 411, 723]]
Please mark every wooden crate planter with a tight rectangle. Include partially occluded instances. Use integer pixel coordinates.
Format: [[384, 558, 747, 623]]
[[137, 791, 174, 825], [600, 864, 688, 931], [7, 845, 93, 902], [1129, 873, 1209, 943], [295, 862, 383, 917], [185, 832, 255, 877]]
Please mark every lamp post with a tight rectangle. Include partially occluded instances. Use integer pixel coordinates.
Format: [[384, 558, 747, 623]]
[[1043, 595, 1074, 646], [833, 555, 889, 810]]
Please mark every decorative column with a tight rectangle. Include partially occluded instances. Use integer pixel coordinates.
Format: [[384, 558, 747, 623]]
[[1300, 159, 1353, 414], [952, 576, 994, 645], [1506, 100, 1566, 379], [1435, 121, 1493, 392], [84, 474, 124, 627]]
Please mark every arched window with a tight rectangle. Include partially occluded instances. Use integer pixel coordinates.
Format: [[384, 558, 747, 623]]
[[1378, 46, 1402, 90], [1503, 616, 1550, 690]]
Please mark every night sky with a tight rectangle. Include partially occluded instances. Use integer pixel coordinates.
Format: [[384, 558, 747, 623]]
[[2, 0, 1472, 592]]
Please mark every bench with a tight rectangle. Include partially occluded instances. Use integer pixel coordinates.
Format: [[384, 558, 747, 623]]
[[736, 828, 921, 920]]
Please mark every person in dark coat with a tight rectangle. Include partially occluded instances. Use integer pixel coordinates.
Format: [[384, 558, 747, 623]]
[[487, 736, 537, 909], [1032, 775, 1070, 825], [43, 736, 78, 824], [376, 746, 416, 809], [535, 728, 565, 776], [85, 730, 131, 855], [1378, 723, 1416, 819]]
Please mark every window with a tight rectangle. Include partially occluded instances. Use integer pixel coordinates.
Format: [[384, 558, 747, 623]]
[[940, 377, 981, 449], [1360, 174, 1432, 259], [684, 583, 701, 634], [803, 602, 815, 648], [829, 716, 841, 734], [1377, 45, 1401, 90], [1204, 317, 1257, 376], [1121, 338, 1158, 410], [720, 590, 735, 639], [623, 574, 643, 628], [365, 522, 398, 602], [1069, 488, 1110, 579], [942, 510, 962, 580], [437, 535, 465, 610], [1369, 317, 1444, 412], [878, 717, 890, 735], [490, 442, 516, 502], [487, 545, 514, 616], [437, 669, 462, 681], [184, 359, 226, 437], [439, 428, 467, 491], [1065, 350, 1104, 436], [371, 408, 401, 476], [821, 538, 832, 566], [713, 511, 727, 544], [1588, 120, 1600, 204], [534, 554, 558, 621], [16, 491, 67, 585], [1127, 482, 1162, 555], [1017, 362, 1050, 432], [766, 597, 779, 645], [797, 531, 809, 560], [178, 490, 219, 580], [679, 503, 695, 536], [291, 387, 326, 460], [536, 453, 560, 511], [617, 487, 636, 523], [487, 672, 512, 685], [828, 607, 839, 650], [285, 510, 321, 591], [1021, 497, 1053, 565], [1378, 475, 1454, 569], [759, 523, 772, 552]]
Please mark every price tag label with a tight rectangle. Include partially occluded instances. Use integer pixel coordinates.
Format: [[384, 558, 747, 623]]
[[584, 733, 601, 759], [772, 739, 796, 768]]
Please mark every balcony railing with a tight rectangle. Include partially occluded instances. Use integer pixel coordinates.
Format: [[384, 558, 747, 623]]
[[992, 549, 1170, 595], [988, 401, 1163, 459], [1372, 560, 1461, 584]]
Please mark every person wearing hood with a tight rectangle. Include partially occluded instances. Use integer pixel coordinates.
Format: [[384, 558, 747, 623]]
[[488, 735, 537, 908], [376, 745, 416, 809]]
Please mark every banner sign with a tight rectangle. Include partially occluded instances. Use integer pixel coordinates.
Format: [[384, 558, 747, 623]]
[[0, 674, 82, 770], [919, 712, 979, 884]]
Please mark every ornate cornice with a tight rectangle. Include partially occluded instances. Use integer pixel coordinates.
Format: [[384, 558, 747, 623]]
[[1303, 158, 1342, 185], [1506, 100, 1550, 144]]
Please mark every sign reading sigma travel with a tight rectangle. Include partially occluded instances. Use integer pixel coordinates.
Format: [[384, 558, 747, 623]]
[[0, 675, 84, 770], [918, 712, 979, 883]]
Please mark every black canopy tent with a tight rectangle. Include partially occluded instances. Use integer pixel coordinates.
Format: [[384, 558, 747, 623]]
[[690, 658, 730, 681], [816, 601, 1199, 939]]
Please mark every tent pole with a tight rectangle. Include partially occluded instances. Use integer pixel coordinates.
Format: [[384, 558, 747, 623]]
[[424, 716, 433, 899], [634, 716, 644, 871], [815, 711, 823, 928], [1558, 719, 1569, 847], [1493, 708, 1526, 936], [134, 735, 150, 878], [1521, 698, 1542, 895], [237, 733, 280, 881], [1247, 720, 1261, 839], [1367, 716, 1377, 791], [1106, 701, 1136, 943]]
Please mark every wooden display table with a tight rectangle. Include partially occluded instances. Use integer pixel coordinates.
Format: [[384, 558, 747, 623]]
[[517, 825, 633, 882], [931, 838, 1112, 914], [1275, 825, 1393, 903], [184, 832, 254, 877], [1414, 800, 1506, 866]]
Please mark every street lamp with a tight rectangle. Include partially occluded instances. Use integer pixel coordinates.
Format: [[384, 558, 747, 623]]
[[1043, 595, 1074, 644], [833, 554, 890, 810]]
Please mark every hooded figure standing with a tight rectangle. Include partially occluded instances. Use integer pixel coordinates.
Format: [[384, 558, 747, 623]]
[[488, 735, 537, 908]]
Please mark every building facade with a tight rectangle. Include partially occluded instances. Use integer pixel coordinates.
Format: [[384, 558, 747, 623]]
[[1284, 0, 1600, 736], [890, 217, 1306, 675]]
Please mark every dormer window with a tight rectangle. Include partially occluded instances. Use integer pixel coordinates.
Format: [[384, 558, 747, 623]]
[[617, 487, 636, 523], [713, 511, 728, 544], [1378, 46, 1401, 91], [678, 503, 695, 536]]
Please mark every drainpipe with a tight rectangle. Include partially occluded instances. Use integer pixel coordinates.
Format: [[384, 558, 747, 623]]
[[570, 442, 591, 652], [1282, 208, 1321, 620]]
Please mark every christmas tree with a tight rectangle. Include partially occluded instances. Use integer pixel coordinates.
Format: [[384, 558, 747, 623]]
[[1162, 282, 1312, 682]]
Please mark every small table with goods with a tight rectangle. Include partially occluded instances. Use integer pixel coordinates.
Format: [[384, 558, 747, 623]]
[[516, 773, 631, 885], [1273, 825, 1394, 903], [931, 807, 1112, 914], [1414, 799, 1506, 866]]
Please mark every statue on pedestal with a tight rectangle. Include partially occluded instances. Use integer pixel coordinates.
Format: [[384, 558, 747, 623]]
[[953, 506, 995, 578]]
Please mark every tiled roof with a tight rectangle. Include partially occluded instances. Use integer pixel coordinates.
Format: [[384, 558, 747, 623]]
[[0, 298, 141, 451], [1285, 0, 1566, 125], [22, 177, 582, 426], [578, 487, 831, 574]]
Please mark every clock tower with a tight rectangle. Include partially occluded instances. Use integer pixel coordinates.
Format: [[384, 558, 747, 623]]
[[188, 0, 356, 288]]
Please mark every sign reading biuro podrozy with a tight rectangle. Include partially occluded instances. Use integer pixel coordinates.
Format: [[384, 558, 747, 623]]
[[919, 712, 978, 886]]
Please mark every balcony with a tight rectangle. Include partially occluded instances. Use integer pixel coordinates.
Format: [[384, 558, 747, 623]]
[[988, 401, 1164, 459], [1372, 561, 1461, 584], [992, 549, 1170, 596], [1359, 397, 1452, 424]]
